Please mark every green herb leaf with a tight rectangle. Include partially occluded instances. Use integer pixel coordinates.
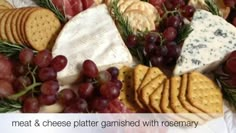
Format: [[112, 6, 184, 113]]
[[0, 40, 37, 58], [204, 0, 220, 16], [176, 24, 193, 43], [34, 0, 67, 23], [0, 99, 22, 113]]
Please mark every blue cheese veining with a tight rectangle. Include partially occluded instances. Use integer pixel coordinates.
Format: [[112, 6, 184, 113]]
[[174, 9, 236, 75]]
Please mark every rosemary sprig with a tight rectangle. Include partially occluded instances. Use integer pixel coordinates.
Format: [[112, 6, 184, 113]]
[[0, 40, 37, 58], [111, 0, 133, 39], [205, 0, 220, 16], [176, 24, 193, 43], [0, 99, 22, 113], [34, 0, 67, 23]]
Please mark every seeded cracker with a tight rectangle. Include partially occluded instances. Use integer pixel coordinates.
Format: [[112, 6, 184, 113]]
[[149, 82, 164, 113], [24, 8, 61, 51], [140, 75, 166, 110], [179, 74, 212, 120], [187, 72, 223, 117], [133, 64, 149, 109], [118, 66, 140, 112]]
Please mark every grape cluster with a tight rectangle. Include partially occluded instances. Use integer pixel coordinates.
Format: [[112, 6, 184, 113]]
[[222, 51, 236, 86], [57, 60, 129, 113], [224, 0, 236, 8], [126, 0, 195, 69], [0, 48, 68, 113]]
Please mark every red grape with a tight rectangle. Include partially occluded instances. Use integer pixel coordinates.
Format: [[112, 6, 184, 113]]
[[98, 71, 112, 83], [228, 51, 236, 59], [91, 97, 109, 111], [165, 16, 181, 28], [163, 27, 177, 41], [166, 43, 181, 59], [77, 83, 94, 99], [64, 98, 88, 113], [107, 99, 131, 113], [40, 80, 59, 95], [14, 63, 27, 76], [164, 0, 174, 10], [13, 76, 31, 92], [50, 55, 67, 72], [0, 55, 14, 82], [224, 0, 235, 7], [149, 0, 165, 6], [224, 58, 236, 75], [0, 80, 14, 98], [126, 35, 138, 48], [182, 5, 195, 18], [38, 94, 57, 105], [145, 43, 157, 56], [145, 32, 160, 43], [57, 89, 77, 106], [33, 50, 52, 68], [100, 81, 120, 100], [111, 79, 123, 90], [232, 17, 236, 27], [171, 0, 185, 7], [97, 108, 111, 113], [107, 67, 119, 79], [154, 46, 168, 57], [150, 56, 163, 67], [19, 48, 34, 65], [38, 67, 57, 82], [22, 97, 40, 113], [82, 60, 99, 78]]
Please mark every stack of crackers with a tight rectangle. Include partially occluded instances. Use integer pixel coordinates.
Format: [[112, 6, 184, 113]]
[[118, 65, 223, 120], [0, 0, 61, 51], [105, 0, 159, 33]]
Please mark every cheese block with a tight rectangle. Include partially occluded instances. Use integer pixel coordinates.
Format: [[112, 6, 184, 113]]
[[174, 9, 236, 75], [52, 4, 133, 85]]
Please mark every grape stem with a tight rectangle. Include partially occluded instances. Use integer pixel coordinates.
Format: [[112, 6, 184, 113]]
[[7, 83, 42, 100]]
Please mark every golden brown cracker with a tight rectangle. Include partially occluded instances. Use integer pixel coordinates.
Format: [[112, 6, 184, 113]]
[[134, 64, 149, 109], [179, 74, 212, 120], [0, 0, 13, 9], [149, 82, 165, 113], [187, 72, 223, 116], [24, 8, 61, 51], [160, 79, 174, 113], [118, 66, 140, 112], [5, 9, 17, 43], [16, 8, 30, 44], [11, 8, 24, 44], [0, 10, 12, 40], [140, 74, 166, 110], [0, 5, 8, 10]]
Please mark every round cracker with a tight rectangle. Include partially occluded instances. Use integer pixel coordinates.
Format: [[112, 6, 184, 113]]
[[25, 8, 61, 51], [123, 10, 155, 33], [0, 0, 13, 9], [0, 5, 8, 10], [21, 7, 39, 45], [16, 8, 31, 45], [118, 0, 139, 13], [125, 1, 159, 22], [0, 10, 12, 41], [5, 9, 17, 43], [11, 8, 24, 44]]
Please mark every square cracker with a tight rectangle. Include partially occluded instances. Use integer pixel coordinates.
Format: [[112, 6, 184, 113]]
[[134, 64, 149, 109], [140, 74, 166, 110], [160, 79, 174, 113], [149, 82, 165, 113], [187, 72, 223, 117], [179, 74, 212, 120], [118, 66, 140, 112]]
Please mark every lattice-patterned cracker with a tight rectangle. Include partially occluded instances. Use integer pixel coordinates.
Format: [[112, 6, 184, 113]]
[[149, 82, 165, 113], [160, 79, 174, 113], [118, 66, 140, 112], [187, 72, 223, 116], [133, 64, 149, 109], [140, 75, 166, 110]]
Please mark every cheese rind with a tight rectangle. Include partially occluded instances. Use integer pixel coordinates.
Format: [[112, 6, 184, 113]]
[[52, 4, 133, 85], [174, 10, 236, 75]]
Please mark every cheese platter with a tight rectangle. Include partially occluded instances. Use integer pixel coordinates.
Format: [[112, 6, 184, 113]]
[[0, 0, 235, 125]]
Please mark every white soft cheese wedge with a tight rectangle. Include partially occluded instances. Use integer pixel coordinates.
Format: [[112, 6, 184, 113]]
[[52, 4, 133, 85], [174, 10, 236, 75]]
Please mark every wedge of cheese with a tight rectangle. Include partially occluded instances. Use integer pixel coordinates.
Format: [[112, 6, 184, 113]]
[[52, 4, 133, 85], [174, 10, 236, 75]]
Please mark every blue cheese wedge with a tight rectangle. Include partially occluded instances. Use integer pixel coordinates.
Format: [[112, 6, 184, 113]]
[[174, 9, 236, 75], [52, 4, 133, 85]]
